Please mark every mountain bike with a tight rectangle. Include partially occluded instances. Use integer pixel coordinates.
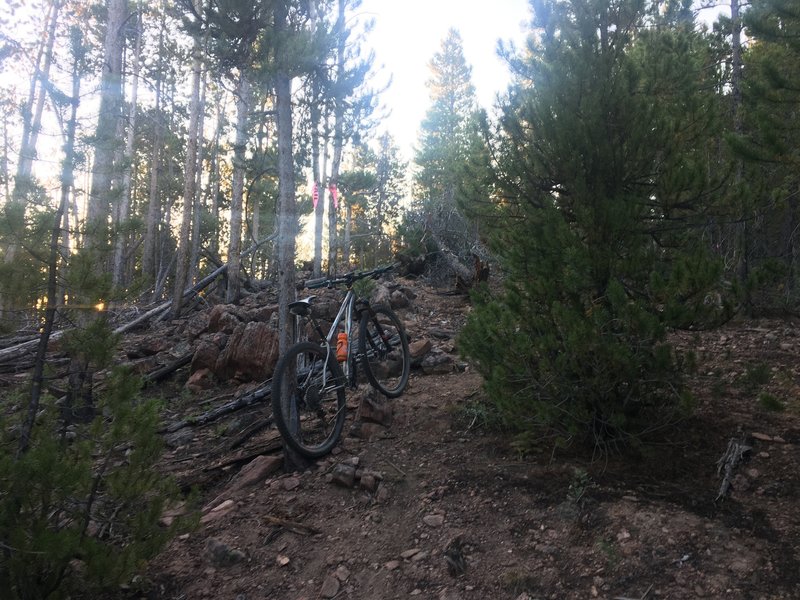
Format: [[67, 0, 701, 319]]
[[271, 264, 411, 458]]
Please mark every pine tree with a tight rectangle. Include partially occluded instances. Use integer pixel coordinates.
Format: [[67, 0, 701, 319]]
[[414, 28, 477, 208], [725, 0, 800, 309], [411, 28, 489, 274], [460, 0, 725, 451]]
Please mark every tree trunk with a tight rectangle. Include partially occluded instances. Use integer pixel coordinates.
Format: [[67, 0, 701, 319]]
[[19, 35, 80, 458], [731, 0, 750, 312], [171, 13, 203, 318], [226, 72, 251, 304], [189, 65, 208, 284], [86, 0, 128, 261], [1, 111, 9, 202], [14, 0, 61, 195], [208, 90, 226, 258], [1, 0, 61, 325], [275, 14, 296, 351], [142, 13, 165, 282], [343, 201, 352, 267], [327, 0, 347, 274], [309, 1, 324, 278], [113, 10, 142, 287]]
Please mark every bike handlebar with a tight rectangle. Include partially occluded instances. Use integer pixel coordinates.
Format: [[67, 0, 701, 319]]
[[305, 263, 397, 290]]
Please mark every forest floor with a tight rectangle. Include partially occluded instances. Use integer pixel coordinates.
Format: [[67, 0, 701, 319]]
[[117, 282, 800, 600]]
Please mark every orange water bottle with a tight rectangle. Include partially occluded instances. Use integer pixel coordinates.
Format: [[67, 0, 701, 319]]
[[336, 332, 348, 362]]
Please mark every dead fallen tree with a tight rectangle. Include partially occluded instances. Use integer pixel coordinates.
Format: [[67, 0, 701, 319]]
[[143, 352, 193, 386], [0, 232, 278, 366], [162, 383, 271, 433]]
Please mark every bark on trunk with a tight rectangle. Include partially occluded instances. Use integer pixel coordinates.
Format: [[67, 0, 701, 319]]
[[141, 16, 165, 281], [327, 0, 347, 273], [113, 10, 142, 287], [19, 41, 80, 458], [86, 0, 128, 259], [171, 15, 203, 318], [1, 0, 62, 324], [226, 72, 251, 304]]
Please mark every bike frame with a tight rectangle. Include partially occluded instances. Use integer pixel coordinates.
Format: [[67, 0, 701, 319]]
[[294, 286, 368, 388]]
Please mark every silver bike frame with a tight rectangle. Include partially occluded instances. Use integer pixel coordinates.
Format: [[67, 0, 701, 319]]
[[324, 289, 356, 378]]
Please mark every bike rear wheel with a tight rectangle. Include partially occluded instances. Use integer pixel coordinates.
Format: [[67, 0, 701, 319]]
[[271, 342, 346, 458], [359, 304, 410, 398]]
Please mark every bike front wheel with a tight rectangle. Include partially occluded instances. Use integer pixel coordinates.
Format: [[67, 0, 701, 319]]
[[271, 342, 346, 458], [359, 304, 410, 398]]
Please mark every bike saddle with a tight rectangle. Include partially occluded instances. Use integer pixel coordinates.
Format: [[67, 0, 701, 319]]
[[289, 296, 317, 317]]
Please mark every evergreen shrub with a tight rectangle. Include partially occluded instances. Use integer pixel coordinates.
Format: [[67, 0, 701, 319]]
[[0, 350, 192, 598]]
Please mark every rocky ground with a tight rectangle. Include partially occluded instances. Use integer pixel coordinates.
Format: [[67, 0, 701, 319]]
[[102, 279, 800, 600]]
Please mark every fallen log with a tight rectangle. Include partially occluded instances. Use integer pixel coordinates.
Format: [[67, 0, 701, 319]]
[[228, 416, 275, 450], [0, 231, 279, 365], [203, 432, 283, 472], [162, 383, 271, 433], [143, 352, 193, 386]]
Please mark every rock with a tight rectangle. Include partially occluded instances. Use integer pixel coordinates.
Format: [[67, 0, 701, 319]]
[[164, 427, 195, 449], [428, 328, 454, 340], [186, 368, 215, 392], [390, 289, 410, 309], [243, 304, 278, 323], [385, 560, 401, 570], [355, 422, 387, 440], [331, 463, 357, 487], [335, 565, 350, 582], [373, 284, 392, 307], [359, 473, 379, 492], [201, 499, 236, 525], [183, 311, 211, 339], [421, 352, 453, 375], [359, 391, 393, 426], [215, 321, 280, 381], [229, 455, 283, 493], [208, 304, 243, 334], [205, 537, 246, 567], [401, 548, 422, 559], [411, 550, 429, 562], [126, 337, 169, 359], [400, 286, 417, 300], [376, 485, 391, 503], [409, 339, 432, 366], [224, 412, 257, 436], [283, 476, 301, 491], [423, 513, 445, 528], [191, 340, 222, 372], [319, 574, 340, 598]]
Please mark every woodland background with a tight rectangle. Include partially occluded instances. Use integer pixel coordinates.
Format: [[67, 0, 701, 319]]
[[1, 0, 800, 597]]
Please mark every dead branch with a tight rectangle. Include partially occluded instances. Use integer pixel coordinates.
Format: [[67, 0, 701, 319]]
[[263, 515, 321, 536], [715, 431, 751, 501], [228, 416, 274, 451], [202, 432, 283, 471], [162, 383, 271, 433], [143, 352, 193, 386]]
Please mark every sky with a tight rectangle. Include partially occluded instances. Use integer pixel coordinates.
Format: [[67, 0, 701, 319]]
[[357, 0, 533, 161]]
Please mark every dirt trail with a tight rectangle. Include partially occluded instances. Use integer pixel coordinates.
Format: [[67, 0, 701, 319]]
[[136, 286, 800, 600]]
